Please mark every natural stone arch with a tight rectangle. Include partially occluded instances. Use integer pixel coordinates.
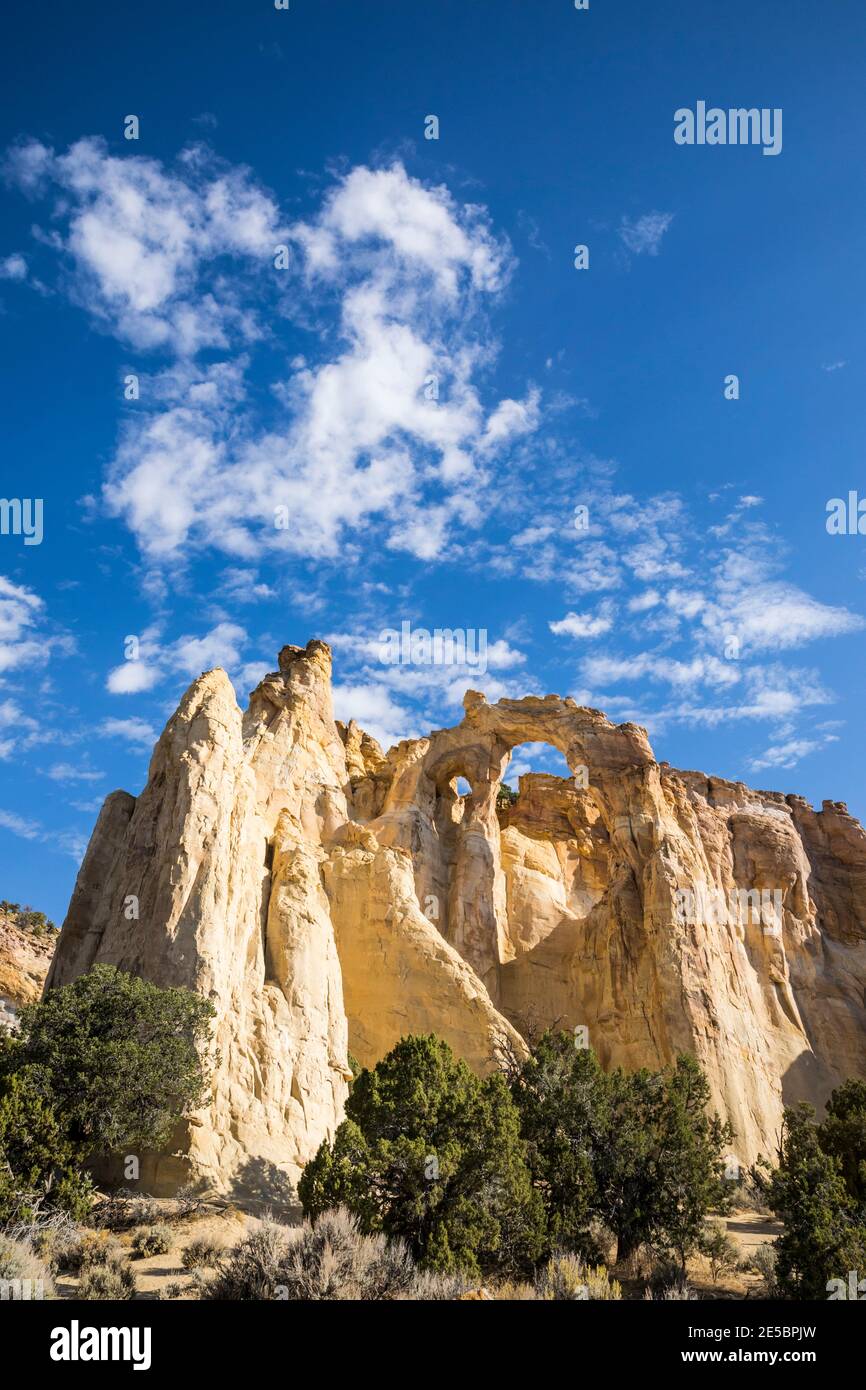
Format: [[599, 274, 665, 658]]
[[372, 690, 655, 999]]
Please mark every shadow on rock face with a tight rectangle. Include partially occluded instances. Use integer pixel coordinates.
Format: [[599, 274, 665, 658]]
[[229, 1155, 301, 1218]]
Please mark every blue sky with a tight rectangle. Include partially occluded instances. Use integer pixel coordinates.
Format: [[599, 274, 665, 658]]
[[1, 0, 865, 924]]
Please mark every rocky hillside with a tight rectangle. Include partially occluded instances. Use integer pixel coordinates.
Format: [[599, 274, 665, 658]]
[[43, 639, 866, 1196], [0, 905, 57, 1030]]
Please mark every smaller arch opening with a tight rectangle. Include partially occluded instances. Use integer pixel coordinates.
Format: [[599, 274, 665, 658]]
[[501, 741, 575, 792]]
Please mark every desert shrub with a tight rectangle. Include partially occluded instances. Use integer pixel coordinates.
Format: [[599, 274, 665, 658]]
[[204, 1221, 288, 1300], [159, 1278, 193, 1301], [0, 969, 213, 1241], [492, 1279, 537, 1300], [172, 1183, 208, 1223], [0, 903, 57, 936], [204, 1210, 421, 1301], [31, 1216, 86, 1275], [78, 1253, 137, 1300], [181, 1235, 224, 1270], [55, 1228, 121, 1274], [647, 1256, 699, 1300], [700, 1220, 739, 1284], [644, 1278, 698, 1300], [0, 1233, 55, 1298], [8, 964, 215, 1155], [131, 1223, 171, 1258], [535, 1252, 621, 1301], [729, 1170, 772, 1216], [16, 909, 57, 936], [277, 1207, 416, 1301], [404, 1269, 473, 1300], [300, 1035, 544, 1278], [125, 1194, 163, 1226], [749, 1242, 778, 1296]]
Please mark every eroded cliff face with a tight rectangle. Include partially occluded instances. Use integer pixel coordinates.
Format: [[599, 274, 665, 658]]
[[45, 642, 523, 1197], [45, 641, 866, 1193], [0, 912, 55, 1031]]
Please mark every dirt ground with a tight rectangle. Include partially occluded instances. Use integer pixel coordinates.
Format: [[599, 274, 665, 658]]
[[55, 1204, 258, 1301], [693, 1210, 782, 1299]]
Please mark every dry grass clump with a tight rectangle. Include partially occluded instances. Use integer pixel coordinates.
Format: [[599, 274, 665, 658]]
[[205, 1208, 417, 1301], [181, 1235, 224, 1270], [0, 1232, 56, 1298], [78, 1254, 137, 1300], [131, 1223, 172, 1258]]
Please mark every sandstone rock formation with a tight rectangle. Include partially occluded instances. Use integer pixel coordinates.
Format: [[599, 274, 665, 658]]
[[0, 911, 55, 1031], [44, 640, 866, 1194]]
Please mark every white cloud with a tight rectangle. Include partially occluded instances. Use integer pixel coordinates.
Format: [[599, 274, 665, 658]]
[[582, 650, 740, 690], [106, 660, 161, 694], [0, 697, 35, 729], [702, 553, 864, 653], [11, 144, 538, 567], [46, 763, 103, 783], [0, 253, 27, 281], [627, 590, 661, 612], [563, 542, 623, 594], [0, 577, 47, 676], [331, 681, 414, 752], [631, 665, 834, 732], [99, 717, 157, 748], [748, 736, 836, 772], [549, 601, 615, 639], [295, 162, 507, 295], [169, 622, 247, 677], [5, 136, 283, 353], [0, 808, 41, 839], [218, 567, 276, 603], [235, 661, 271, 693], [480, 390, 541, 454], [511, 523, 554, 548], [619, 211, 674, 257], [327, 624, 532, 730], [485, 639, 527, 669], [0, 806, 89, 861], [106, 620, 249, 693]]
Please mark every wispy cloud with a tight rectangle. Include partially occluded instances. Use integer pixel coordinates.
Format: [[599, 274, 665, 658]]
[[106, 620, 249, 694], [619, 211, 674, 257], [0, 252, 27, 281], [748, 733, 839, 773], [45, 763, 104, 783], [99, 717, 158, 749]]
